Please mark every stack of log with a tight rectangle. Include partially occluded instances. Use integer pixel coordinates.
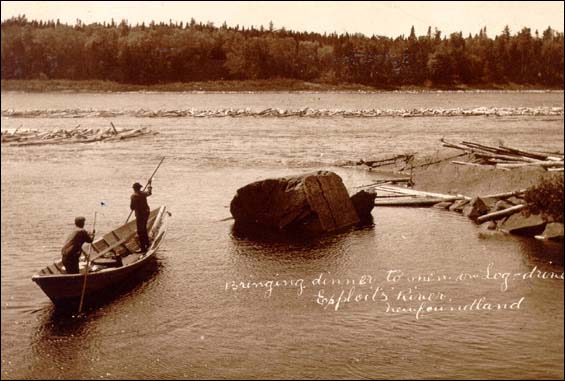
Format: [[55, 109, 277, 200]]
[[372, 185, 470, 207], [3, 106, 563, 118], [370, 184, 563, 240], [1, 124, 157, 147], [441, 138, 564, 172]]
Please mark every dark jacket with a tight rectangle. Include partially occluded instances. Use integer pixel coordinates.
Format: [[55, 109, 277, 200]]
[[61, 228, 94, 258], [130, 187, 152, 216]]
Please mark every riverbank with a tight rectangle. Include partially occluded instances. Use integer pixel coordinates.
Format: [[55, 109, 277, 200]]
[[358, 147, 564, 248], [2, 79, 563, 93]]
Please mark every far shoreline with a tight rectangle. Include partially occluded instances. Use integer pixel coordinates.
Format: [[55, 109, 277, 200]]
[[2, 79, 563, 93]]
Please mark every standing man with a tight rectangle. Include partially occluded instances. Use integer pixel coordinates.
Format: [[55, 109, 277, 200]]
[[130, 180, 152, 252], [61, 216, 95, 274]]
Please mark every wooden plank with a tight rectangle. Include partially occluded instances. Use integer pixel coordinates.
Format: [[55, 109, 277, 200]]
[[54, 262, 65, 273], [110, 231, 132, 256], [88, 230, 139, 263], [47, 264, 60, 274]]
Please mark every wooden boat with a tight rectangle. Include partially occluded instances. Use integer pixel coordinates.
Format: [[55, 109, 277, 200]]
[[32, 206, 169, 305]]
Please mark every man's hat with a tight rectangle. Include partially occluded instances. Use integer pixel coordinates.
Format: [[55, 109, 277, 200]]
[[133, 182, 143, 190], [75, 216, 86, 225]]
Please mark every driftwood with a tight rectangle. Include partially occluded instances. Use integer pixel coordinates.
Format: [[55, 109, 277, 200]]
[[481, 189, 527, 199], [495, 161, 564, 169], [476, 204, 526, 223], [375, 185, 469, 200], [353, 178, 411, 189], [452, 161, 488, 167], [375, 196, 462, 207], [3, 124, 156, 147], [440, 138, 564, 172]]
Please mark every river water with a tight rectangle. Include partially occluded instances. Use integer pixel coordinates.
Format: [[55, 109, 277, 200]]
[[1, 91, 564, 379]]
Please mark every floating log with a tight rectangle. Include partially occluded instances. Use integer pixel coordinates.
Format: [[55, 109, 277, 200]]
[[354, 178, 411, 188], [495, 161, 564, 169], [498, 144, 551, 161], [461, 141, 514, 155], [440, 139, 562, 172], [476, 204, 526, 223], [375, 185, 469, 200], [481, 189, 527, 199], [473, 152, 542, 163], [375, 196, 462, 207], [452, 161, 488, 167], [4, 124, 155, 147]]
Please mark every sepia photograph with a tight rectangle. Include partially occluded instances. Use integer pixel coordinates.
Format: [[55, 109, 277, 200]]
[[1, 1, 564, 379]]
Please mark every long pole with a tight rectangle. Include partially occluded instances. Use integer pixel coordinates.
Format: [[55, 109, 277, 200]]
[[125, 157, 165, 224], [78, 211, 97, 315]]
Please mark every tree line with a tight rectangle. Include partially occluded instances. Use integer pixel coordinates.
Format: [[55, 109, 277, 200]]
[[1, 15, 563, 87]]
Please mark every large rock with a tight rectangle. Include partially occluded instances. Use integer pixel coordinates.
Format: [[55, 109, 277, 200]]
[[535, 223, 564, 241], [350, 189, 376, 220], [499, 212, 547, 236], [230, 171, 360, 234], [463, 197, 490, 221], [449, 199, 469, 213]]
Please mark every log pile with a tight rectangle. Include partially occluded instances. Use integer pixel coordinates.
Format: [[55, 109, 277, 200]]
[[3, 106, 563, 119], [371, 185, 469, 207], [1, 124, 157, 147], [369, 184, 563, 240], [440, 138, 564, 171]]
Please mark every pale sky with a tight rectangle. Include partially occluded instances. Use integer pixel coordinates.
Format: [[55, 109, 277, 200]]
[[1, 1, 563, 37]]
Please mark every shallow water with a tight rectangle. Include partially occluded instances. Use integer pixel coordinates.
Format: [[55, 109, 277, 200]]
[[1, 92, 564, 379]]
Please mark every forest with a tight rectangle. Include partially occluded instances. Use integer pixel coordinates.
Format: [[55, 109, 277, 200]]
[[1, 15, 563, 88]]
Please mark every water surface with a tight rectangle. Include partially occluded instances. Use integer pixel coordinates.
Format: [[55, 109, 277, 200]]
[[1, 92, 563, 379]]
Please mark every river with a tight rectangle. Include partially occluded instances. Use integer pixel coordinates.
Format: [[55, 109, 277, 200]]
[[1, 91, 563, 379]]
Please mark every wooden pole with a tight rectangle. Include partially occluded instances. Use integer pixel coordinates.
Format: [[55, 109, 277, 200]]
[[110, 122, 119, 135], [78, 211, 97, 315], [125, 157, 165, 224]]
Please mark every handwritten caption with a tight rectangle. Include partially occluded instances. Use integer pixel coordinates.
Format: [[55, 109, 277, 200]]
[[224, 264, 564, 320]]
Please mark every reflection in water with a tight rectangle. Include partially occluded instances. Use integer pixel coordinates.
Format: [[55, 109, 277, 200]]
[[28, 260, 163, 379], [517, 238, 564, 266], [2, 92, 563, 379]]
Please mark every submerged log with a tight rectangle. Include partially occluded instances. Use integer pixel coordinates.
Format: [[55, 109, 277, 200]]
[[230, 171, 361, 234]]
